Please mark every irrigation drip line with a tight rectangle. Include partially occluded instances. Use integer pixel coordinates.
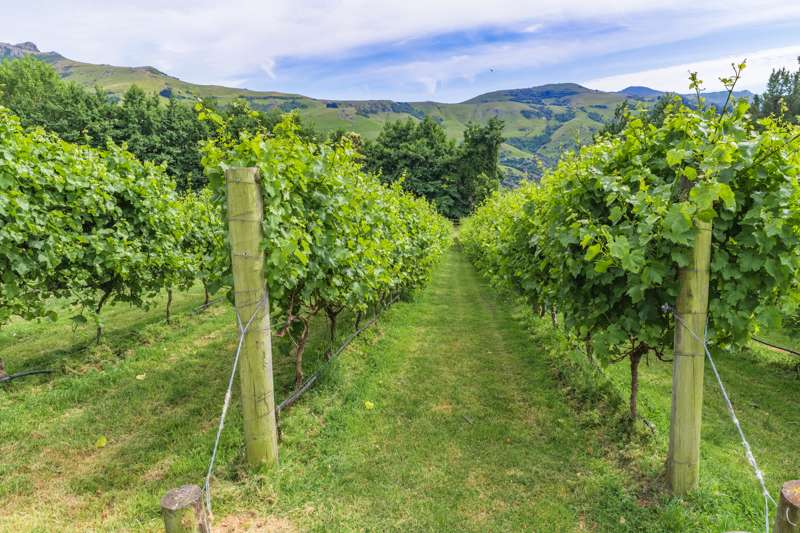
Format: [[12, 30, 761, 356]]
[[665, 304, 776, 533], [201, 293, 399, 523], [276, 295, 399, 415], [194, 296, 226, 312], [751, 336, 800, 358], [0, 369, 54, 384]]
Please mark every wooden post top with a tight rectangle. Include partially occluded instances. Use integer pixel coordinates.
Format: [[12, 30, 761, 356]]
[[225, 166, 259, 183], [161, 484, 202, 512], [783, 480, 800, 507]]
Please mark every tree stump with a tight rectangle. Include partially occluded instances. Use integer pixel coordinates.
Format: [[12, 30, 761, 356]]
[[777, 480, 800, 533], [161, 484, 210, 533]]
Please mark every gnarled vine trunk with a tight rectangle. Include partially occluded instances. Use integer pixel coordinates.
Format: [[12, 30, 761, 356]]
[[629, 345, 647, 420], [325, 307, 339, 360], [95, 289, 111, 344], [166, 289, 173, 324], [294, 319, 310, 390]]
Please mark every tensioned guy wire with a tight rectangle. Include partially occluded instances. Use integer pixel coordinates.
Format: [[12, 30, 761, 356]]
[[664, 304, 776, 533], [202, 294, 266, 520], [201, 292, 400, 521]]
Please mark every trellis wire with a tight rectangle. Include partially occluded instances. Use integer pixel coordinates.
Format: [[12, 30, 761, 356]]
[[667, 305, 776, 533], [277, 295, 399, 414], [202, 293, 399, 520], [0, 369, 54, 383], [751, 336, 800, 358]]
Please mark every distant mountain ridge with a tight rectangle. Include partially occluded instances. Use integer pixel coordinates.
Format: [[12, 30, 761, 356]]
[[0, 41, 757, 183], [620, 86, 664, 97], [619, 85, 753, 108], [0, 41, 40, 57]]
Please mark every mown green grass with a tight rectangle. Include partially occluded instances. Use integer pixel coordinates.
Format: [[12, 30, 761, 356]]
[[516, 309, 799, 532], [601, 324, 800, 531], [1, 249, 796, 531], [0, 287, 349, 531]]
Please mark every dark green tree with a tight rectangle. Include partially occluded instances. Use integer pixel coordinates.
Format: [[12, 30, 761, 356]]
[[752, 57, 800, 122], [158, 98, 211, 189], [363, 116, 504, 218], [363, 116, 456, 204], [112, 86, 166, 161], [455, 118, 505, 217], [0, 55, 112, 144]]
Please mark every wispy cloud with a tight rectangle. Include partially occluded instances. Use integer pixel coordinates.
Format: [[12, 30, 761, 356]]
[[259, 59, 277, 80], [522, 24, 544, 33], [3, 0, 800, 100], [584, 45, 800, 93]]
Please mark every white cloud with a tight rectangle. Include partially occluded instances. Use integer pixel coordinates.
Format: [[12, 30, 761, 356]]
[[418, 76, 439, 95], [522, 23, 543, 33], [584, 45, 800, 93], [373, 41, 580, 97], [260, 58, 277, 80], [2, 0, 800, 99]]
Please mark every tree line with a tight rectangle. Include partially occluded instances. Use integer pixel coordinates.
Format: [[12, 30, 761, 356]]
[[0, 56, 504, 216], [361, 116, 505, 219]]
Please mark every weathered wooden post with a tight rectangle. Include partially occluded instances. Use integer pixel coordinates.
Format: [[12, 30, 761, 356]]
[[776, 480, 800, 533], [667, 218, 712, 495], [161, 484, 210, 533], [225, 167, 279, 467]]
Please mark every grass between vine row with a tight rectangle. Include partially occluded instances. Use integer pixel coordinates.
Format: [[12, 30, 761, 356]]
[[1, 248, 797, 531]]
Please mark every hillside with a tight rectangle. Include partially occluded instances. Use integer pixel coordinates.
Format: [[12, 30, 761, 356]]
[[619, 85, 754, 109], [0, 41, 751, 182]]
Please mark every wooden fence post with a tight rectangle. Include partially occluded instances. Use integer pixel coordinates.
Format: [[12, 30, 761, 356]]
[[161, 485, 210, 533], [777, 480, 800, 533], [667, 218, 712, 495], [225, 167, 279, 467]]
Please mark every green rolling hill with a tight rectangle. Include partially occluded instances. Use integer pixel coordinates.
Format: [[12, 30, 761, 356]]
[[0, 41, 752, 182]]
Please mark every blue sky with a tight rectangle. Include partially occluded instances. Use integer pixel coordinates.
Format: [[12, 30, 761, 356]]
[[4, 0, 800, 102]]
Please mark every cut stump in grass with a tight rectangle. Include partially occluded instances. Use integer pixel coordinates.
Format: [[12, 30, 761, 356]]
[[161, 484, 210, 533], [776, 480, 800, 533]]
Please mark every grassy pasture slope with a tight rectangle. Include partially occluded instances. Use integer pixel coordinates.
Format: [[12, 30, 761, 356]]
[[0, 41, 754, 184]]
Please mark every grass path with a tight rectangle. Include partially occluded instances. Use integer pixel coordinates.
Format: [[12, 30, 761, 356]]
[[252, 248, 629, 531]]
